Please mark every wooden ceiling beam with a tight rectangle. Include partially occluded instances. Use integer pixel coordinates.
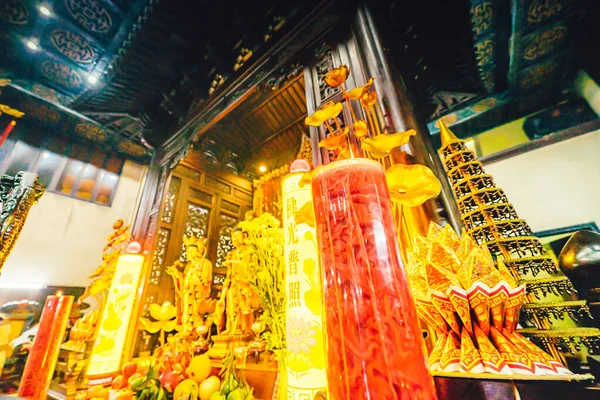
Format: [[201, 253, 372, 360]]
[[259, 115, 306, 147], [192, 87, 258, 139], [243, 74, 304, 121]]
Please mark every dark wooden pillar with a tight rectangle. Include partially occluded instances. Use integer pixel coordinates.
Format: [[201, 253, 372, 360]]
[[353, 6, 462, 232]]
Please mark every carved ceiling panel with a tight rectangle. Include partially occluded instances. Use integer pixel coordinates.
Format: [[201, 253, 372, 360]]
[[0, 0, 155, 162]]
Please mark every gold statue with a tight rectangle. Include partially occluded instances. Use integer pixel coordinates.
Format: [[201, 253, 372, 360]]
[[220, 230, 257, 334], [167, 236, 213, 332]]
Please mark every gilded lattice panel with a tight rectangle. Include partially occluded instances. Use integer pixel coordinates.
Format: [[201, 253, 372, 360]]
[[150, 228, 170, 285], [215, 213, 239, 268], [179, 203, 210, 261], [161, 177, 181, 223]]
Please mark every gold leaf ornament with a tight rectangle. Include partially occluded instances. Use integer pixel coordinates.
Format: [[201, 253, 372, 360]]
[[361, 130, 417, 158], [324, 65, 349, 88], [385, 163, 442, 207], [304, 101, 343, 126]]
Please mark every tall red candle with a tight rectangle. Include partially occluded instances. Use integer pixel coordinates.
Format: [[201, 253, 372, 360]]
[[312, 159, 437, 400], [0, 120, 16, 148], [19, 294, 74, 399]]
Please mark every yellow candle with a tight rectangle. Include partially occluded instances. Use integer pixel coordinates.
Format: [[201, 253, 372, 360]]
[[282, 169, 327, 399], [87, 253, 144, 379]]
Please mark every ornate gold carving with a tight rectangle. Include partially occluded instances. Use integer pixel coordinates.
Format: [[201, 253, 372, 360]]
[[528, 0, 567, 24], [520, 61, 558, 89], [50, 29, 98, 64], [65, 0, 112, 34], [438, 120, 600, 363], [505, 256, 561, 278], [40, 60, 82, 89], [149, 228, 170, 285], [216, 213, 238, 269], [179, 203, 210, 262], [0, 173, 45, 274], [471, 2, 494, 35], [20, 101, 60, 123], [475, 39, 494, 65], [522, 300, 592, 327], [117, 140, 147, 157], [521, 327, 600, 355], [0, 104, 24, 118], [75, 123, 108, 142], [161, 177, 180, 224], [522, 276, 576, 301], [30, 83, 62, 104], [472, 97, 498, 113], [0, 0, 29, 25], [314, 44, 340, 103], [524, 25, 567, 61]]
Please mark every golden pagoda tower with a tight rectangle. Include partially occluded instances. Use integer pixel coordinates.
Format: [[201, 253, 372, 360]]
[[437, 120, 600, 369]]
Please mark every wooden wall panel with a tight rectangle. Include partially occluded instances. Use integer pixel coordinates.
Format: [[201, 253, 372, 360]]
[[132, 159, 252, 357]]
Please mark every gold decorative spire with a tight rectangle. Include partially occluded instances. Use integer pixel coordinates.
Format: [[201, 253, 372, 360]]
[[438, 119, 461, 147]]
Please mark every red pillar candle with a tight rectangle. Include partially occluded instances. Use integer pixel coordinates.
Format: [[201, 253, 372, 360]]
[[312, 159, 437, 400], [19, 294, 74, 399]]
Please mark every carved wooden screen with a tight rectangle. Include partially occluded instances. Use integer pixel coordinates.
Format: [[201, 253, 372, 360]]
[[142, 162, 253, 311], [304, 41, 367, 167]]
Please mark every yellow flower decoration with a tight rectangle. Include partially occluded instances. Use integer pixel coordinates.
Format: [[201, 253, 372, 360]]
[[385, 163, 441, 207], [353, 120, 368, 138], [347, 78, 374, 100], [102, 303, 122, 331], [324, 65, 349, 88], [360, 89, 378, 108], [304, 101, 343, 126], [140, 302, 179, 334], [319, 127, 348, 150], [287, 317, 318, 355], [361, 130, 416, 158]]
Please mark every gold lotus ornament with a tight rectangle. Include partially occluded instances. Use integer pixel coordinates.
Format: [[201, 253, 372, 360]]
[[361, 130, 417, 158], [298, 170, 316, 188], [353, 120, 368, 138], [324, 65, 349, 87], [319, 128, 348, 151], [140, 302, 180, 346], [360, 89, 378, 108], [304, 101, 343, 126], [386, 164, 442, 207], [346, 77, 374, 100]]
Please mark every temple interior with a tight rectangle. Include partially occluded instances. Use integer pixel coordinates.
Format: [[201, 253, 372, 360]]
[[1, 0, 600, 399]]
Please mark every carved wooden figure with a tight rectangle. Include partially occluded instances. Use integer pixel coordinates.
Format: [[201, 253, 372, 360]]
[[167, 236, 213, 332]]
